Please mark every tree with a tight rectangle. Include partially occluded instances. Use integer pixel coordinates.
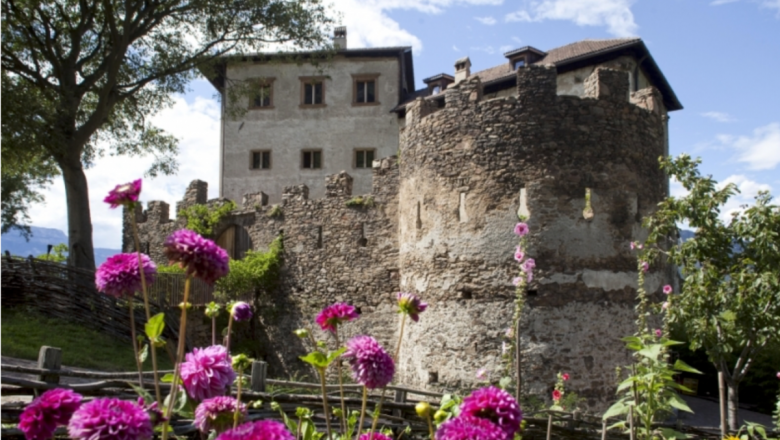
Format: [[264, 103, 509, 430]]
[[1, 0, 333, 269], [643, 154, 780, 430]]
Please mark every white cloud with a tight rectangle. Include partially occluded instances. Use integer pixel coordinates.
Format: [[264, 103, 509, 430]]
[[710, 0, 780, 14], [28, 96, 222, 249], [720, 123, 780, 170], [475, 16, 497, 25], [505, 0, 638, 37], [718, 175, 773, 219], [453, 45, 461, 51], [470, 45, 496, 54], [333, 0, 504, 53], [701, 111, 736, 122]]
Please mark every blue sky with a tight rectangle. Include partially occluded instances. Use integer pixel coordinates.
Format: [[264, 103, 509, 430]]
[[26, 0, 780, 249]]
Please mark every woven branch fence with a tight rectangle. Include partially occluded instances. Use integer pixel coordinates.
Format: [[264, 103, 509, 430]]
[[1, 347, 728, 440]]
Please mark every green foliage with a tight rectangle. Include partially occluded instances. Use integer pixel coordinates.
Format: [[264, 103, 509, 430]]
[[604, 335, 701, 440], [643, 154, 780, 426], [157, 264, 186, 274], [1, 309, 173, 370], [344, 196, 375, 208], [178, 201, 237, 237], [35, 243, 68, 263], [434, 393, 463, 426], [299, 348, 346, 371], [267, 204, 283, 218], [273, 405, 325, 440], [214, 236, 283, 301]]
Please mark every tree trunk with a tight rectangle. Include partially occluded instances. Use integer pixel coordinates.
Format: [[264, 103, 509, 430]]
[[60, 159, 96, 270], [727, 378, 740, 431]]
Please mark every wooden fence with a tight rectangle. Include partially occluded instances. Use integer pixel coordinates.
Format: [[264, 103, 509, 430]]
[[0, 347, 730, 440]]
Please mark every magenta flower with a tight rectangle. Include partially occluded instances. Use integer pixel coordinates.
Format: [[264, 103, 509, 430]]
[[561, 373, 569, 381], [630, 241, 644, 250], [195, 396, 247, 434], [216, 420, 294, 440], [104, 179, 142, 208], [436, 416, 508, 440], [68, 398, 152, 440], [552, 389, 562, 402], [316, 302, 359, 332], [640, 261, 650, 273], [95, 253, 157, 298], [512, 277, 522, 286], [459, 386, 522, 438], [163, 229, 229, 285], [655, 329, 662, 338], [521, 258, 535, 283], [397, 292, 428, 322], [136, 397, 165, 428], [358, 434, 393, 440], [514, 247, 525, 262], [663, 285, 673, 295], [343, 335, 395, 389], [231, 302, 253, 322], [19, 388, 82, 440], [513, 222, 529, 237], [181, 345, 236, 402]]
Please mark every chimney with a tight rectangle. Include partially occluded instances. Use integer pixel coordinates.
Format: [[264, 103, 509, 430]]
[[454, 56, 471, 84], [334, 26, 347, 49]]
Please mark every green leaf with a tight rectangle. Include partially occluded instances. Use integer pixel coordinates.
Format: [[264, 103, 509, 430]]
[[137, 343, 149, 364], [127, 382, 154, 404], [145, 313, 165, 340], [160, 373, 182, 384], [299, 352, 329, 369], [719, 310, 737, 322], [326, 347, 347, 364], [668, 394, 694, 413], [673, 359, 703, 375], [602, 401, 629, 420], [498, 376, 512, 390], [659, 427, 689, 439], [637, 344, 663, 360]]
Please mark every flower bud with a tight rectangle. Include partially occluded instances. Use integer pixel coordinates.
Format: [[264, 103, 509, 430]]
[[433, 410, 447, 423], [231, 354, 252, 371], [415, 401, 431, 418], [179, 301, 192, 310], [293, 328, 309, 339]]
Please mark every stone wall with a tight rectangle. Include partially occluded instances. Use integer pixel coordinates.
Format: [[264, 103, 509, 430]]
[[125, 66, 672, 411]]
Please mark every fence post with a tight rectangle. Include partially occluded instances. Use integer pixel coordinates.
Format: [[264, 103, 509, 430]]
[[38, 346, 62, 384], [545, 413, 553, 440], [251, 360, 267, 392], [392, 389, 407, 417]]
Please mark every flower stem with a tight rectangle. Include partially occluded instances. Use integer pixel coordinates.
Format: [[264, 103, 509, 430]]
[[357, 386, 368, 438], [334, 330, 348, 434], [234, 367, 244, 429], [128, 298, 144, 388], [226, 313, 234, 353], [318, 367, 333, 440], [162, 275, 192, 440], [131, 214, 161, 405], [212, 316, 216, 346], [426, 412, 435, 440], [369, 388, 388, 440]]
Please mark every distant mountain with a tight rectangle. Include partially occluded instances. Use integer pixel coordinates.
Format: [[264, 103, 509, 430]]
[[679, 229, 695, 242], [1, 226, 120, 266]]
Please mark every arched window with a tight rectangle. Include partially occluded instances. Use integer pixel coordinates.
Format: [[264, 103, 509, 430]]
[[216, 225, 253, 260]]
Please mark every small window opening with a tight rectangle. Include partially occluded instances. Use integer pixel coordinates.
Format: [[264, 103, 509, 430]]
[[358, 223, 368, 247], [253, 84, 272, 107], [304, 82, 323, 105], [432, 85, 441, 94], [513, 58, 526, 70], [459, 192, 468, 223], [355, 149, 375, 169], [416, 201, 422, 230], [527, 289, 538, 297], [316, 226, 323, 249], [302, 150, 322, 169], [461, 289, 473, 300], [356, 80, 376, 103], [428, 371, 439, 383], [251, 151, 271, 170], [583, 188, 594, 220], [517, 187, 530, 220]]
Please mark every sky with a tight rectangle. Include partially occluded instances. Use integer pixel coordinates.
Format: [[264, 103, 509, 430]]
[[25, 0, 780, 250]]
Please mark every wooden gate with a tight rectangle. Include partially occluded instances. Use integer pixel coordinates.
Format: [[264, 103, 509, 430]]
[[215, 225, 253, 260]]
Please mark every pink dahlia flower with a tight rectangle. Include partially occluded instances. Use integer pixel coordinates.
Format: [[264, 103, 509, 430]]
[[104, 179, 142, 208], [163, 229, 229, 285], [231, 302, 253, 322], [435, 416, 508, 440], [663, 285, 673, 295], [216, 420, 294, 440], [358, 434, 393, 440], [514, 247, 525, 262], [316, 302, 359, 332], [459, 386, 522, 438], [397, 292, 428, 322], [195, 396, 247, 434], [513, 222, 529, 237], [343, 335, 395, 389], [68, 398, 152, 440], [95, 253, 157, 298], [19, 388, 82, 440], [655, 329, 662, 338], [561, 373, 569, 381], [181, 345, 236, 402]]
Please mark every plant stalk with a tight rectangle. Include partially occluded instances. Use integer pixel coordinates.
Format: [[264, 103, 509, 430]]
[[357, 386, 368, 438], [226, 312, 234, 353], [369, 388, 388, 440], [128, 298, 144, 387], [335, 330, 348, 434], [132, 214, 162, 404], [212, 316, 216, 346], [426, 412, 435, 440], [318, 367, 333, 440], [162, 276, 192, 440], [234, 367, 244, 429]]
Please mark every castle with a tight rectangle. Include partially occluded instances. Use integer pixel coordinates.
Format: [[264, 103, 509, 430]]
[[125, 32, 680, 409]]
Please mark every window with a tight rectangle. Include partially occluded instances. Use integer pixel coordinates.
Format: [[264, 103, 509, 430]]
[[300, 77, 326, 107], [250, 150, 271, 170], [432, 85, 441, 95], [513, 58, 526, 70], [302, 150, 322, 169], [352, 74, 380, 106], [354, 149, 375, 168], [249, 78, 274, 109]]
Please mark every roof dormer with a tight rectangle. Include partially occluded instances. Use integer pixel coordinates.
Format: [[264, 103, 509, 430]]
[[504, 46, 547, 70], [423, 73, 455, 95]]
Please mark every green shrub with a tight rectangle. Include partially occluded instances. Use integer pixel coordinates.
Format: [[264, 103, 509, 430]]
[[178, 200, 236, 237]]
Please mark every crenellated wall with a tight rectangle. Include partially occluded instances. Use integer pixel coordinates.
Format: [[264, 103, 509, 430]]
[[125, 66, 673, 410]]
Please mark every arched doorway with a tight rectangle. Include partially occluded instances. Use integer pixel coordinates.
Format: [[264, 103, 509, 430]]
[[215, 225, 253, 260]]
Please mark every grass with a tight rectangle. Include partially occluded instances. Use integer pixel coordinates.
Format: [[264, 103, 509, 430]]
[[1, 308, 174, 371]]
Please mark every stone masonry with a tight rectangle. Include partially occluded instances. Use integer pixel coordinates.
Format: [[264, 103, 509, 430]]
[[126, 66, 673, 410]]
